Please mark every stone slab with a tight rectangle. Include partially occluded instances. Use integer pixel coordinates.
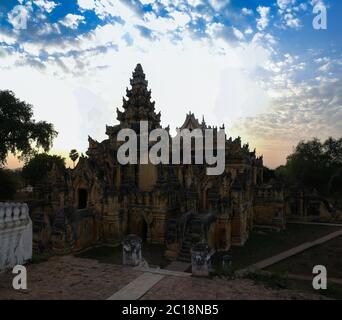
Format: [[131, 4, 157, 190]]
[[107, 272, 164, 300], [134, 266, 191, 278]]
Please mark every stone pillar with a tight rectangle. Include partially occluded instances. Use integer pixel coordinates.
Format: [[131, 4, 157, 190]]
[[222, 255, 233, 273], [191, 242, 212, 277], [0, 203, 32, 272], [122, 234, 142, 266]]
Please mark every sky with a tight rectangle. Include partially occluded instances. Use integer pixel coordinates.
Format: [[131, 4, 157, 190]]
[[0, 0, 341, 169]]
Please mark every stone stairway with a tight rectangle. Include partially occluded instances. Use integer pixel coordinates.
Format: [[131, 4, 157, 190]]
[[178, 235, 192, 262], [177, 216, 204, 263]]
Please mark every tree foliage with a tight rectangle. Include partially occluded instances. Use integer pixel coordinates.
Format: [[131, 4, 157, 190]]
[[0, 168, 22, 200], [263, 166, 276, 183], [0, 90, 58, 165], [277, 137, 342, 195], [21, 153, 65, 186], [69, 149, 79, 168]]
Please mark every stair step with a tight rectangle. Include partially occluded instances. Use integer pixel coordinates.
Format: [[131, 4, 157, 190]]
[[178, 257, 191, 263], [181, 250, 190, 254]]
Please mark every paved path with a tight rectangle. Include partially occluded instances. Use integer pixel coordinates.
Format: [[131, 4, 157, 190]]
[[108, 263, 191, 300], [107, 272, 165, 300], [134, 266, 191, 278], [238, 228, 342, 274]]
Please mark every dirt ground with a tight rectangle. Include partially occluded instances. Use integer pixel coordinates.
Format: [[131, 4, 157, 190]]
[[0, 256, 326, 300]]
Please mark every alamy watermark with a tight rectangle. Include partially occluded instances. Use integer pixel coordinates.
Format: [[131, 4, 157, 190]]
[[117, 121, 226, 176], [313, 3, 328, 30], [312, 265, 327, 290], [8, 4, 29, 30], [12, 265, 27, 290], [6, 2, 327, 32]]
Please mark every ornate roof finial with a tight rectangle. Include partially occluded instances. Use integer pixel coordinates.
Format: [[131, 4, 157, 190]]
[[130, 63, 147, 87], [135, 63, 143, 72], [116, 64, 161, 129]]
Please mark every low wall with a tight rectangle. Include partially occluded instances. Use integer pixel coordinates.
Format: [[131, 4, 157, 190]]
[[0, 203, 32, 272]]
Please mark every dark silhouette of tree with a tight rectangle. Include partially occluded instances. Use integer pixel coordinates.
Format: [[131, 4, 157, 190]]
[[0, 168, 22, 200], [0, 90, 58, 166], [69, 149, 79, 168], [22, 153, 65, 186], [277, 137, 342, 195], [263, 166, 276, 183]]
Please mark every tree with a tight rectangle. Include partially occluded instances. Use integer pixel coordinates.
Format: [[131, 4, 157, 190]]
[[0, 168, 22, 200], [69, 149, 79, 168], [21, 153, 65, 186], [280, 137, 342, 195], [0, 90, 58, 165], [263, 166, 276, 183], [323, 137, 342, 194]]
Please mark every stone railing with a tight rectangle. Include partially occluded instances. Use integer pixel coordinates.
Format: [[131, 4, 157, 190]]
[[0, 203, 32, 272]]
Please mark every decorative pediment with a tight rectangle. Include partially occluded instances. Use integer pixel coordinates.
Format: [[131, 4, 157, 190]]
[[179, 112, 202, 130]]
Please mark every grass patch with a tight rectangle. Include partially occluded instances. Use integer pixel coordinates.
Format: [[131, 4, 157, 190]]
[[266, 235, 342, 278], [212, 224, 340, 273], [245, 271, 289, 290], [285, 278, 342, 300], [244, 270, 342, 299], [317, 283, 342, 300]]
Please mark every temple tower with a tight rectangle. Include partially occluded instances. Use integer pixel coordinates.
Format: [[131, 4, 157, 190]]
[[117, 64, 161, 131]]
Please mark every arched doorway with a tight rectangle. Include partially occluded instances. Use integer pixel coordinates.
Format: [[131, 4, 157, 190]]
[[78, 188, 88, 209], [141, 219, 148, 241]]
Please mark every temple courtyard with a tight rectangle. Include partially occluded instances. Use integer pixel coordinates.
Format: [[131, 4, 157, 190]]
[[0, 255, 327, 300], [1, 222, 342, 300]]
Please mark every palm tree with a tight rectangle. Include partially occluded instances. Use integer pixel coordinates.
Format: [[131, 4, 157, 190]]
[[69, 149, 79, 168]]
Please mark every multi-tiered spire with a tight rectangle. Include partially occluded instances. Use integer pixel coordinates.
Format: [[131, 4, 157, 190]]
[[117, 64, 161, 131]]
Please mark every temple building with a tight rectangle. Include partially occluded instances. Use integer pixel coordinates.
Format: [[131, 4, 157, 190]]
[[31, 64, 286, 261]]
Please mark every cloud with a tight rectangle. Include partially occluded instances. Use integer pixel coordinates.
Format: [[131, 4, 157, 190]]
[[77, 0, 96, 11], [256, 6, 270, 31], [208, 0, 230, 11], [232, 27, 244, 41], [277, 0, 295, 11], [59, 14, 85, 29], [276, 0, 306, 29], [244, 27, 253, 35], [34, 0, 59, 13], [77, 0, 138, 21], [242, 8, 253, 16], [283, 13, 301, 28], [231, 53, 342, 167]]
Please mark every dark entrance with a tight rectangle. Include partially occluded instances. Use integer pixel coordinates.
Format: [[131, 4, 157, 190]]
[[78, 188, 88, 209], [141, 219, 148, 241]]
